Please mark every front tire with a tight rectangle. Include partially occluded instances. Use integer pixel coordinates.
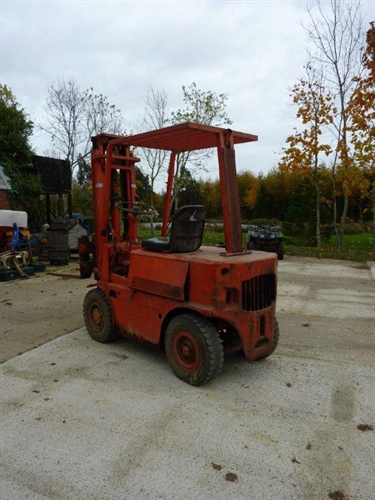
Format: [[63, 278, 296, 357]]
[[165, 313, 224, 386], [83, 288, 116, 343]]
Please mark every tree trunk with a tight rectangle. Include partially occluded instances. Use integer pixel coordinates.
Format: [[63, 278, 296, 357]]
[[332, 166, 339, 246], [149, 185, 155, 238], [316, 182, 321, 249], [313, 144, 321, 249], [339, 193, 349, 251]]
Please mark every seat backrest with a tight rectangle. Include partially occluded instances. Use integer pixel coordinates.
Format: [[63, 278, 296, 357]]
[[168, 205, 206, 253]]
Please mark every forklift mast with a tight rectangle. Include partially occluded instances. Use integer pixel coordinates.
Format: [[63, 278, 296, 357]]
[[91, 134, 139, 279]]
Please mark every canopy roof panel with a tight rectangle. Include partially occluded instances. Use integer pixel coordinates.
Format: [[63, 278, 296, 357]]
[[107, 122, 258, 153]]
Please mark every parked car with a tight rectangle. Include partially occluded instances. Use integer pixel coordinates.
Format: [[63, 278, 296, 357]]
[[247, 224, 284, 260]]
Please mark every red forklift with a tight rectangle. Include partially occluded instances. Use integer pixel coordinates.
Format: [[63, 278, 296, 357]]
[[82, 122, 279, 385]]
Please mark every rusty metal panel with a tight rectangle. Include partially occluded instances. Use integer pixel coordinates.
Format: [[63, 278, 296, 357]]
[[130, 277, 184, 300], [128, 253, 189, 300]]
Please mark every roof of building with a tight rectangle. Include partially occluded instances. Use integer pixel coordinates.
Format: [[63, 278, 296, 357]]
[[0, 166, 11, 190]]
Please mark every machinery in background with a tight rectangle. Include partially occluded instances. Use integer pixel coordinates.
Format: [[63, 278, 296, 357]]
[[47, 218, 88, 266], [0, 210, 35, 280], [247, 224, 284, 260]]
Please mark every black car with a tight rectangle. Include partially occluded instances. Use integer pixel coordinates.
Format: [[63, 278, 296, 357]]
[[247, 224, 284, 260]]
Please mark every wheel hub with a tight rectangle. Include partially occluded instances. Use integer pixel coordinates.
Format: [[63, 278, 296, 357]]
[[181, 341, 194, 360], [91, 305, 103, 327], [173, 330, 200, 372]]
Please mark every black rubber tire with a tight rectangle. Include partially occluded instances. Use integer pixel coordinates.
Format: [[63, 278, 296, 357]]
[[83, 288, 116, 343], [257, 318, 280, 360], [248, 241, 256, 251], [277, 242, 284, 260], [165, 313, 224, 386]]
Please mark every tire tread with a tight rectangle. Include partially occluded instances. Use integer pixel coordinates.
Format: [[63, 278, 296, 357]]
[[165, 313, 223, 386], [83, 288, 116, 343]]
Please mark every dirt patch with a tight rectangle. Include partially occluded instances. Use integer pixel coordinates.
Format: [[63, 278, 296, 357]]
[[225, 472, 238, 482], [357, 424, 373, 432], [328, 491, 347, 500], [0, 263, 95, 363]]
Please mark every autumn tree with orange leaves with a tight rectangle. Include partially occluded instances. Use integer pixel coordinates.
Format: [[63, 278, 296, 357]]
[[348, 22, 375, 249], [279, 64, 334, 248], [304, 0, 365, 250]]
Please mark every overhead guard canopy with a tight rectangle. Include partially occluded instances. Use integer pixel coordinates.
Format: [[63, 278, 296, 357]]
[[106, 122, 258, 152], [92, 122, 259, 254]]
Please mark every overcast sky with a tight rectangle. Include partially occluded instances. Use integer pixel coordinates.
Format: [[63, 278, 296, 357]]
[[1, 0, 374, 182]]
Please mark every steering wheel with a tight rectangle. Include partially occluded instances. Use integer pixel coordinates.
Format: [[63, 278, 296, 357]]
[[116, 201, 158, 217]]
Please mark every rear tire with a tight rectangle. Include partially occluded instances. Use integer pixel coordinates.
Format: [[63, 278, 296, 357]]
[[83, 288, 116, 343], [165, 313, 224, 386]]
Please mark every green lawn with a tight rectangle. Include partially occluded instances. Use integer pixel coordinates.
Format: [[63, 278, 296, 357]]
[[138, 226, 236, 248], [138, 226, 375, 262], [284, 232, 374, 261]]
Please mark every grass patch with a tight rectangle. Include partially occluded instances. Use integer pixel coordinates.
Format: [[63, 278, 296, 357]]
[[139, 226, 235, 248], [138, 226, 375, 262], [285, 232, 374, 262]]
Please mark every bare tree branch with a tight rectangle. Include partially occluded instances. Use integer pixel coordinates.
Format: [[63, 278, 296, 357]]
[[39, 78, 124, 174]]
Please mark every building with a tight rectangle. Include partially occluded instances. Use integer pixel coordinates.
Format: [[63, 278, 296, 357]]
[[0, 165, 12, 210]]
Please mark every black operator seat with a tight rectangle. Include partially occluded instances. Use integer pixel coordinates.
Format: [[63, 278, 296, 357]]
[[141, 205, 206, 253]]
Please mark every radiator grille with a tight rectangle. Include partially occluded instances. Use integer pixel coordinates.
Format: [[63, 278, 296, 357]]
[[242, 274, 276, 311]]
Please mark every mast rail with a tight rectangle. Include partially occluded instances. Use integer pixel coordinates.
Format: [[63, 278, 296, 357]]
[[94, 153, 140, 163]]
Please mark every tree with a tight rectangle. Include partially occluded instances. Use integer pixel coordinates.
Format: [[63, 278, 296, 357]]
[[84, 87, 124, 151], [348, 22, 375, 249], [135, 166, 152, 203], [40, 78, 124, 173], [304, 0, 365, 249], [279, 63, 334, 248], [136, 83, 232, 219], [253, 174, 276, 220], [284, 174, 316, 244], [200, 178, 221, 219], [40, 79, 85, 172], [76, 154, 92, 187], [261, 169, 297, 221], [177, 168, 204, 207], [236, 171, 259, 220], [170, 83, 232, 208], [136, 86, 170, 235], [171, 82, 232, 127], [71, 179, 92, 216], [0, 85, 42, 229]]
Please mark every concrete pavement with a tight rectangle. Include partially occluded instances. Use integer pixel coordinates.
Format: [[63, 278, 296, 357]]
[[1, 257, 374, 500]]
